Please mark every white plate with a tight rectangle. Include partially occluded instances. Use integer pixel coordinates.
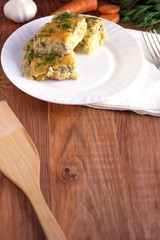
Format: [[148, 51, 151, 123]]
[[1, 16, 143, 105]]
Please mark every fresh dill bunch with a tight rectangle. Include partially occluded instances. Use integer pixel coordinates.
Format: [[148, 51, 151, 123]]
[[146, 0, 160, 4], [108, 0, 140, 8], [105, 0, 160, 30], [120, 3, 160, 30]]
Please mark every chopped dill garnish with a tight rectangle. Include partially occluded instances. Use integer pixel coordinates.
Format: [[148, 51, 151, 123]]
[[35, 53, 56, 71], [61, 23, 71, 30], [25, 51, 35, 61], [34, 33, 50, 41], [48, 53, 56, 63], [36, 62, 43, 71], [49, 28, 56, 33], [56, 12, 78, 20], [43, 34, 50, 37], [34, 34, 43, 40]]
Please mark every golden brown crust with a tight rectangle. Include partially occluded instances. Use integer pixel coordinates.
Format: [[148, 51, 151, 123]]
[[30, 52, 78, 80], [33, 11, 87, 55]]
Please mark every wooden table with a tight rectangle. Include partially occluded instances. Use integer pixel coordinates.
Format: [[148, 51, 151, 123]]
[[1, 1, 160, 240]]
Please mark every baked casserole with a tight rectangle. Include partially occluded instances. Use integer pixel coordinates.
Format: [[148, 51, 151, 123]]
[[21, 12, 106, 81], [74, 17, 106, 54], [22, 39, 78, 81], [33, 11, 87, 55]]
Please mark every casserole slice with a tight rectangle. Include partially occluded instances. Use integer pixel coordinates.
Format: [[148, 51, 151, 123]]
[[33, 11, 87, 55], [74, 17, 106, 54], [22, 51, 78, 81]]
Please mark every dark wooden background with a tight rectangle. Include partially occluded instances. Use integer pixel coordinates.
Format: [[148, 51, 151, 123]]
[[1, 0, 160, 240]]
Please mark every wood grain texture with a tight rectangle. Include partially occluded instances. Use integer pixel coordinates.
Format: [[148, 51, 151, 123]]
[[0, 101, 66, 240], [48, 105, 160, 240], [1, 0, 160, 240]]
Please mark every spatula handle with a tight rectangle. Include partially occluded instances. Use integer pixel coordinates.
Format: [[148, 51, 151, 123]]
[[28, 188, 66, 240]]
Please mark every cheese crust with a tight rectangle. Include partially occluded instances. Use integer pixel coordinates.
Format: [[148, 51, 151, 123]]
[[33, 12, 87, 55]]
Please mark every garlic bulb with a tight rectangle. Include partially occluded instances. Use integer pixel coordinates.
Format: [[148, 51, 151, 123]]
[[3, 0, 37, 23]]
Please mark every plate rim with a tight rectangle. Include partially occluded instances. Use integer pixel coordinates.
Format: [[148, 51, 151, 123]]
[[1, 15, 144, 105]]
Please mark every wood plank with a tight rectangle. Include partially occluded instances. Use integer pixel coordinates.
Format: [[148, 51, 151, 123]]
[[1, 0, 160, 239], [49, 105, 160, 239]]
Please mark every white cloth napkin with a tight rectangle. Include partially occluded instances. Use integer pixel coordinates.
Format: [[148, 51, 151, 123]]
[[87, 29, 160, 116]]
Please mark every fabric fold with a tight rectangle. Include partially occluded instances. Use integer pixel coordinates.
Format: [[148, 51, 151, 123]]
[[87, 29, 160, 117]]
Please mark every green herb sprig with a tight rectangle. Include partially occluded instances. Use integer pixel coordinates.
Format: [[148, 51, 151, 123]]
[[36, 53, 56, 71], [108, 0, 160, 31], [55, 12, 78, 21], [109, 0, 140, 8]]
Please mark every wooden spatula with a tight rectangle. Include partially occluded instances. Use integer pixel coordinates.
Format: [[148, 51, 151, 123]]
[[0, 100, 66, 240]]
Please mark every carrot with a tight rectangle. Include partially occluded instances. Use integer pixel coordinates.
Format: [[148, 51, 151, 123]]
[[50, 0, 98, 15], [99, 4, 120, 15], [99, 13, 120, 23]]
